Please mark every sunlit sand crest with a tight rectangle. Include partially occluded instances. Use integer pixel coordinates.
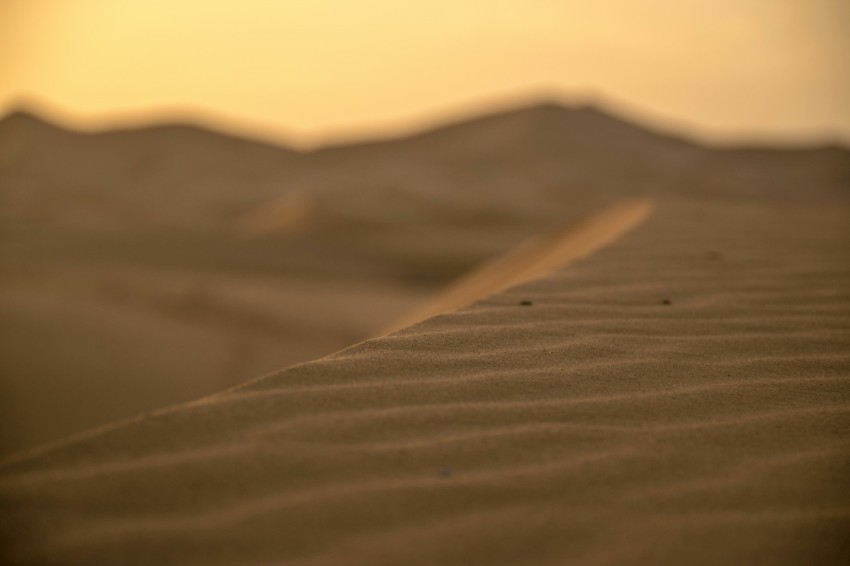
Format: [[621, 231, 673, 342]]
[[381, 198, 654, 334]]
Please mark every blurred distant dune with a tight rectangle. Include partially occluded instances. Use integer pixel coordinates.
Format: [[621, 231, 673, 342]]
[[1, 97, 849, 456]]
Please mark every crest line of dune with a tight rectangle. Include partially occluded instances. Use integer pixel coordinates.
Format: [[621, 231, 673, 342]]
[[381, 198, 654, 335]]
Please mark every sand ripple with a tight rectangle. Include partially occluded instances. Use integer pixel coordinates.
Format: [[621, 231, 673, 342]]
[[2, 198, 849, 564]]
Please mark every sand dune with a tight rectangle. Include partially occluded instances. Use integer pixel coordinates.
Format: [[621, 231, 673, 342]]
[[1, 99, 849, 563], [1, 191, 848, 564]]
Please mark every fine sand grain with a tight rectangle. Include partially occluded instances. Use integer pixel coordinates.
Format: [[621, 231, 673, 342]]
[[2, 192, 848, 565]]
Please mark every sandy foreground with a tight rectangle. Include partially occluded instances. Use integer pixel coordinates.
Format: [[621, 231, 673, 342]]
[[1, 190, 848, 564]]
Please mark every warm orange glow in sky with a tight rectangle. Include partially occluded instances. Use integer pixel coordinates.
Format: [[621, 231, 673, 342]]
[[1, 0, 848, 145]]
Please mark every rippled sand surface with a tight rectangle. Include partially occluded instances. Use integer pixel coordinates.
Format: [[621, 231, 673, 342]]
[[2, 193, 848, 565]]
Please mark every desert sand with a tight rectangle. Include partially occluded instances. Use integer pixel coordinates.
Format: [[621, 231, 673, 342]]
[[1, 101, 849, 564], [3, 102, 848, 456]]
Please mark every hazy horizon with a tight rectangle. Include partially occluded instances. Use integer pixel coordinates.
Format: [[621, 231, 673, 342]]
[[2, 0, 849, 147], [5, 90, 850, 152]]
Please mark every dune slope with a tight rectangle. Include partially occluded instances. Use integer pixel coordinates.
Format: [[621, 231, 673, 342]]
[[2, 191, 848, 564], [3, 101, 849, 457]]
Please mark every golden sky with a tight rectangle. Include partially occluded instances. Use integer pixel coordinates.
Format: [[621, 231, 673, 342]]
[[1, 0, 848, 146]]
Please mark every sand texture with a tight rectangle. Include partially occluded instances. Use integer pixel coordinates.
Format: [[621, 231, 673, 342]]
[[2, 190, 849, 564], [4, 102, 849, 455]]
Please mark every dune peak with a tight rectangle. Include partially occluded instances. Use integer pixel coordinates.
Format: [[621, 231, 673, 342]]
[[0, 107, 65, 134]]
